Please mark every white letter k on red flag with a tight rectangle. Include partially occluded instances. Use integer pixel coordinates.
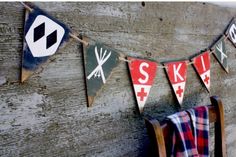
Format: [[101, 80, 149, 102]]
[[164, 61, 187, 105], [173, 63, 184, 82]]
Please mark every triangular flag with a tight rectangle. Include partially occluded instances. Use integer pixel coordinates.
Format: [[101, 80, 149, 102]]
[[21, 6, 70, 82], [128, 57, 157, 113], [82, 37, 120, 107], [192, 51, 211, 92], [226, 18, 236, 47], [213, 36, 228, 73], [164, 61, 188, 105]]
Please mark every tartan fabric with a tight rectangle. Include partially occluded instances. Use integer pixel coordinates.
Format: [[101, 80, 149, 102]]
[[167, 106, 209, 157], [187, 106, 209, 157], [167, 111, 199, 157]]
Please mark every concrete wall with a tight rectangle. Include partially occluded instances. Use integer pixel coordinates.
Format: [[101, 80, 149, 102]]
[[0, 2, 236, 157]]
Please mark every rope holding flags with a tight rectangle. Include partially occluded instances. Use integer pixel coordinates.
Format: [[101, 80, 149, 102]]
[[69, 33, 89, 46], [20, 2, 33, 12], [20, 2, 234, 113]]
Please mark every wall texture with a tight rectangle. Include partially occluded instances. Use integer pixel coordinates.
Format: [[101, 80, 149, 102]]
[[0, 2, 236, 157]]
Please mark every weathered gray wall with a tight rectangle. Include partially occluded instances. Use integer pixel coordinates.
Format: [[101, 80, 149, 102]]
[[0, 2, 236, 157]]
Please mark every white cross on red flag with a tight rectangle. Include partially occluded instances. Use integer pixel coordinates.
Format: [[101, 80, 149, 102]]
[[164, 61, 188, 105], [128, 57, 157, 113], [192, 51, 210, 92]]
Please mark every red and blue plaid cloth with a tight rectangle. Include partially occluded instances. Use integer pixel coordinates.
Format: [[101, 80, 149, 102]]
[[167, 106, 209, 157], [188, 106, 209, 157]]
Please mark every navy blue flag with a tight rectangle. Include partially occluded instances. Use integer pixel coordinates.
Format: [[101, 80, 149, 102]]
[[22, 6, 70, 82], [225, 18, 236, 47]]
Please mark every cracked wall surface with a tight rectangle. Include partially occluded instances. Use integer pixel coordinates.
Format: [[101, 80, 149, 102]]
[[0, 2, 236, 157]]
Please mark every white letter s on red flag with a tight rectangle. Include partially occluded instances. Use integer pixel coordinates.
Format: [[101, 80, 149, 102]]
[[138, 62, 149, 84]]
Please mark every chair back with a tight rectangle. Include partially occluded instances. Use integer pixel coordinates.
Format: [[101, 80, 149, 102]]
[[144, 96, 227, 157]]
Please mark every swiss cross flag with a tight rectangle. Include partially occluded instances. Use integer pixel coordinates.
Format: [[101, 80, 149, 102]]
[[164, 61, 188, 105], [128, 57, 157, 113], [192, 51, 210, 92]]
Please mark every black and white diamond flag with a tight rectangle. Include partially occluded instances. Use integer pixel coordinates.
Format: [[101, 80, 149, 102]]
[[21, 6, 70, 82]]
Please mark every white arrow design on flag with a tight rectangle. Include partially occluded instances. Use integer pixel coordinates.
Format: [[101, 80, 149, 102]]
[[87, 46, 111, 84], [216, 41, 227, 63]]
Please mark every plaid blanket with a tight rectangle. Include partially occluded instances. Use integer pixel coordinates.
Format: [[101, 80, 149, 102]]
[[187, 106, 209, 157], [168, 111, 199, 157], [167, 106, 209, 157]]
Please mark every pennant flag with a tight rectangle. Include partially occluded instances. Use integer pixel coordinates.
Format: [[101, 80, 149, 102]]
[[128, 57, 157, 113], [192, 51, 211, 92], [164, 61, 188, 105], [213, 36, 228, 73], [21, 6, 70, 82], [226, 18, 236, 47], [82, 37, 120, 107]]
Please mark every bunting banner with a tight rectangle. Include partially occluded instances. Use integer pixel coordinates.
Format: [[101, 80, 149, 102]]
[[213, 36, 228, 73], [19, 3, 235, 110], [82, 37, 120, 107], [192, 51, 211, 92], [226, 18, 236, 47], [128, 57, 157, 113], [21, 6, 70, 82], [164, 61, 188, 105]]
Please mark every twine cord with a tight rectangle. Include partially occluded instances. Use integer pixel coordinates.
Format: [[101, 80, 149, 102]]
[[20, 2, 33, 12], [20, 2, 231, 69], [119, 57, 130, 63]]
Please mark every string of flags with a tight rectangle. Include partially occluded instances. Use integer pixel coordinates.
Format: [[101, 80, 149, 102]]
[[20, 2, 233, 113]]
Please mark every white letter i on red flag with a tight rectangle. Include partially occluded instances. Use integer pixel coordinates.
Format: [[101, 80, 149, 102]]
[[193, 51, 210, 92]]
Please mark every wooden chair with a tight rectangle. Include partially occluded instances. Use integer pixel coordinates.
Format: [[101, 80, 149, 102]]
[[144, 96, 227, 157]]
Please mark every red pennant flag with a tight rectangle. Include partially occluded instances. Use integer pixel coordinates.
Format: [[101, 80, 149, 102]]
[[192, 51, 210, 92], [164, 61, 188, 105], [128, 57, 157, 113]]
